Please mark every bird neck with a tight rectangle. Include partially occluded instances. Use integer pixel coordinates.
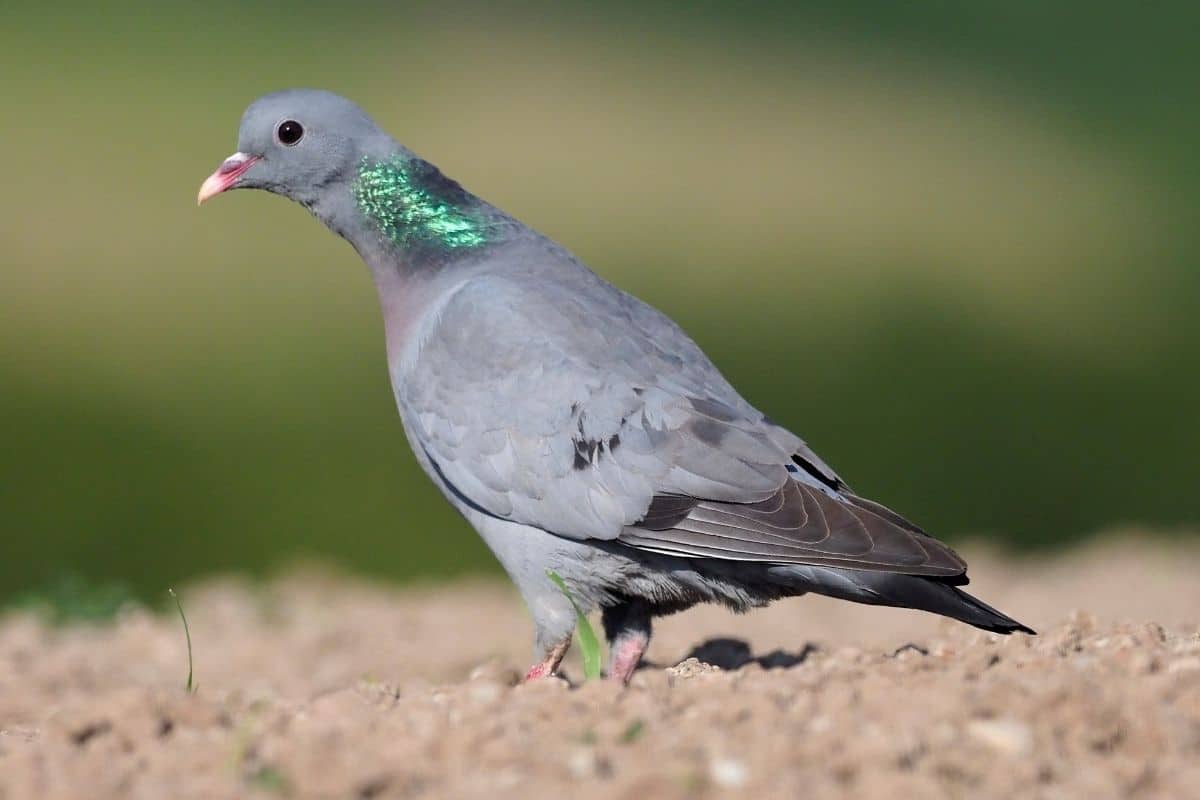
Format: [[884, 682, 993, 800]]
[[332, 152, 512, 271]]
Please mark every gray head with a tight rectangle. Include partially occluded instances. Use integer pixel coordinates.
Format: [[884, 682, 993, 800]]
[[198, 89, 392, 208], [199, 89, 507, 263]]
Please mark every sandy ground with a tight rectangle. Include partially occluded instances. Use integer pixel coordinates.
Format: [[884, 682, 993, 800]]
[[2, 536, 1199, 800]]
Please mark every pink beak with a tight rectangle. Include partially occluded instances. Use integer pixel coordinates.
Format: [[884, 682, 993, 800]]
[[197, 152, 261, 205]]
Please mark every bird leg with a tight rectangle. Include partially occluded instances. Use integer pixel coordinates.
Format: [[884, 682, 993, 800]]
[[523, 635, 571, 681], [602, 599, 652, 684], [608, 632, 650, 684]]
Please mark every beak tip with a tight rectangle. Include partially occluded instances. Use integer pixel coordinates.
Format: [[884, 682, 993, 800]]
[[197, 152, 259, 208], [196, 174, 227, 206]]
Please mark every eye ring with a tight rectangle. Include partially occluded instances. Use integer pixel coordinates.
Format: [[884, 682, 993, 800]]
[[276, 120, 304, 146]]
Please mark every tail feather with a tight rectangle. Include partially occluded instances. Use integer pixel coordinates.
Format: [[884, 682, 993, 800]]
[[768, 564, 1035, 635]]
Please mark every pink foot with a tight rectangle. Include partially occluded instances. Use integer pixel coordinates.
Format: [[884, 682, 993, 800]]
[[523, 636, 571, 682], [524, 662, 553, 681], [608, 633, 649, 684]]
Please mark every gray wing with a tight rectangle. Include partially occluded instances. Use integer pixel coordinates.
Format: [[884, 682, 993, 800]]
[[400, 270, 965, 579]]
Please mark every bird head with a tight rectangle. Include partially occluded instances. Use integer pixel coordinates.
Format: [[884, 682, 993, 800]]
[[197, 88, 387, 207]]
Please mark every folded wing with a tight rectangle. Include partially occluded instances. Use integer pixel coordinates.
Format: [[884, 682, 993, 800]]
[[401, 270, 967, 581]]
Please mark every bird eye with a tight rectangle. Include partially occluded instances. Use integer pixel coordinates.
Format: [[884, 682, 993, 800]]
[[276, 120, 304, 146]]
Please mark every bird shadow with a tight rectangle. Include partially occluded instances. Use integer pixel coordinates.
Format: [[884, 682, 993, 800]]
[[655, 637, 821, 672]]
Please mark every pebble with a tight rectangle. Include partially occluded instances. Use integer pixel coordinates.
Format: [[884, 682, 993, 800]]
[[709, 757, 748, 789], [567, 747, 597, 778], [967, 718, 1034, 757], [467, 681, 503, 705]]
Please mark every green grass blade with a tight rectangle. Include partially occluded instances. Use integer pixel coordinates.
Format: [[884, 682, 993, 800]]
[[545, 569, 602, 681], [168, 588, 195, 693]]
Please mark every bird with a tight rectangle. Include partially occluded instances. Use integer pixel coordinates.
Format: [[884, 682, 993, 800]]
[[198, 89, 1034, 683]]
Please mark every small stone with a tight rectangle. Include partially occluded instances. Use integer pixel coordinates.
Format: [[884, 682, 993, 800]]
[[567, 747, 596, 778], [967, 719, 1034, 756], [468, 661, 520, 687], [932, 642, 956, 659], [709, 757, 748, 788], [467, 680, 502, 705]]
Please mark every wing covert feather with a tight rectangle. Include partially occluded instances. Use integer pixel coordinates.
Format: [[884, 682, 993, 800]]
[[399, 269, 966, 579], [399, 274, 792, 541]]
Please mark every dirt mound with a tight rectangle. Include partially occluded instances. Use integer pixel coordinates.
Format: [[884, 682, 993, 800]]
[[2, 538, 1199, 799]]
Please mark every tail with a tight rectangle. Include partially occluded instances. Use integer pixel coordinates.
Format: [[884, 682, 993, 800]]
[[769, 564, 1035, 635]]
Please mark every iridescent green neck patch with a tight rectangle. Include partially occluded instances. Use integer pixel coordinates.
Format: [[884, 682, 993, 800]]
[[353, 156, 489, 251]]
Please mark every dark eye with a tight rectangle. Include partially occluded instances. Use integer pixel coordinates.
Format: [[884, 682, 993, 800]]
[[276, 120, 304, 146]]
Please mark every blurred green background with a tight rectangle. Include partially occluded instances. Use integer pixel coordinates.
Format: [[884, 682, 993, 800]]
[[3, 1, 1197, 606]]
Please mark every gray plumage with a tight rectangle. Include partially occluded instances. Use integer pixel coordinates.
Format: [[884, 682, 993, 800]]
[[200, 89, 1033, 682]]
